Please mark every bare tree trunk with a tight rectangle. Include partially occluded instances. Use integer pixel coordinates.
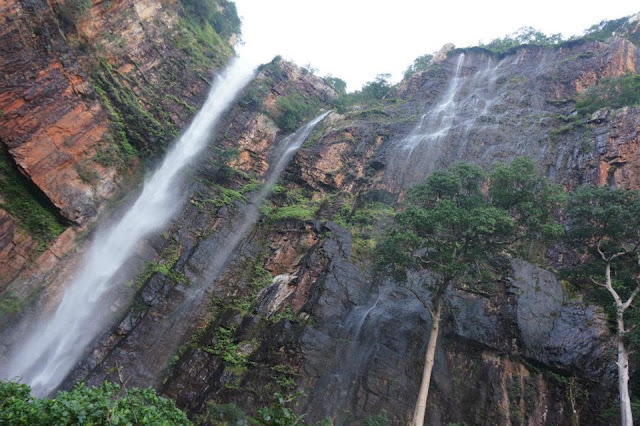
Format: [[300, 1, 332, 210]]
[[411, 292, 443, 426], [600, 260, 637, 426], [616, 310, 633, 426]]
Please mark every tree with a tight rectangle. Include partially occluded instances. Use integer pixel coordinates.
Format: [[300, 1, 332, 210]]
[[324, 76, 347, 95], [404, 54, 434, 79], [0, 380, 190, 425], [565, 185, 640, 426], [376, 159, 562, 426], [358, 74, 391, 100]]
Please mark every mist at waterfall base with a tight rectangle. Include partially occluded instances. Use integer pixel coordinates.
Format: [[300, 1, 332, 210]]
[[2, 57, 256, 396]]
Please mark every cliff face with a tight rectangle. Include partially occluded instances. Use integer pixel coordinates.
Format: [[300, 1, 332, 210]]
[[2, 8, 640, 425], [151, 34, 639, 424], [0, 0, 236, 288]]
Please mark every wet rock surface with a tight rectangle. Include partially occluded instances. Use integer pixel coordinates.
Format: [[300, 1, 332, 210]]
[[3, 15, 640, 425]]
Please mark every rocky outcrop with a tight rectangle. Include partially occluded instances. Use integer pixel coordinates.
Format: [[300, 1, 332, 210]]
[[0, 0, 236, 301], [591, 106, 640, 187], [0, 0, 112, 224]]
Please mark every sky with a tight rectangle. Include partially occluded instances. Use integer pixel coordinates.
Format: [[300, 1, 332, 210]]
[[233, 1, 639, 91]]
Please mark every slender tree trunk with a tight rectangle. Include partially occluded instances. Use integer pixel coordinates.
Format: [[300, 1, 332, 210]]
[[411, 291, 444, 426], [616, 310, 633, 426], [602, 261, 634, 426]]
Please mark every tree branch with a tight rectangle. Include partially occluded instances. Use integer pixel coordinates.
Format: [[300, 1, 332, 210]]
[[596, 239, 607, 261], [596, 240, 630, 261], [622, 282, 640, 311], [590, 277, 607, 288], [400, 283, 432, 315]]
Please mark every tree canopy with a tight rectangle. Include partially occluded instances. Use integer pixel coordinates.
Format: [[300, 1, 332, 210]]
[[377, 158, 563, 282]]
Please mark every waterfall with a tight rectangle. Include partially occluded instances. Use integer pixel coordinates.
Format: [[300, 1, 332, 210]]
[[401, 53, 465, 153], [387, 54, 503, 189], [66, 112, 331, 385], [182, 111, 330, 309], [3, 57, 256, 396]]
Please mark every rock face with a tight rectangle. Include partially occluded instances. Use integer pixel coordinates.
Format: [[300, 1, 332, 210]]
[[2, 10, 640, 426], [0, 0, 235, 298], [0, 0, 111, 224]]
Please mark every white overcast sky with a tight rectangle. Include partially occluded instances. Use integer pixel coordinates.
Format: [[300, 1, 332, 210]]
[[233, 0, 639, 91]]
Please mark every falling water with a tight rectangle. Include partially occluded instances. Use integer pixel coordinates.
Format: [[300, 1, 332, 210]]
[[387, 53, 504, 189], [182, 111, 331, 308], [401, 53, 465, 153], [60, 112, 332, 387], [3, 57, 256, 396]]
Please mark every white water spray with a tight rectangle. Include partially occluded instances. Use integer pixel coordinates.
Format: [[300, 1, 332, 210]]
[[401, 53, 465, 152], [78, 112, 331, 385], [4, 57, 256, 396], [184, 111, 330, 307]]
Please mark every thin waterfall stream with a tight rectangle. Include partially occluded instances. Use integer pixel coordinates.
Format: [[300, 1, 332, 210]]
[[3, 57, 256, 396], [82, 112, 332, 386], [386, 53, 504, 189]]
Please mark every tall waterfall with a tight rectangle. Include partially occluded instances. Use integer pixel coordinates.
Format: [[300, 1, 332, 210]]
[[80, 112, 332, 385], [195, 111, 331, 297], [387, 54, 502, 189], [3, 57, 256, 396], [400, 53, 466, 153]]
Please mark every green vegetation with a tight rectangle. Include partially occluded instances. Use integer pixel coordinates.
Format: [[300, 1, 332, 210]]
[[174, 17, 234, 69], [330, 74, 393, 113], [0, 381, 190, 425], [57, 0, 92, 28], [488, 157, 565, 260], [268, 204, 318, 222], [199, 391, 305, 425], [267, 189, 318, 222], [578, 16, 634, 43], [0, 292, 24, 317], [334, 200, 394, 261], [92, 59, 174, 159], [209, 146, 240, 182], [275, 94, 318, 133], [203, 326, 253, 374], [325, 77, 347, 95], [564, 185, 640, 425], [0, 148, 65, 247], [254, 392, 306, 425], [198, 402, 246, 424], [174, 0, 238, 69], [549, 114, 585, 136], [404, 54, 434, 79], [240, 79, 272, 109], [575, 74, 640, 115], [478, 27, 563, 54], [363, 410, 389, 426], [376, 159, 562, 426], [179, 0, 241, 39], [132, 241, 187, 291]]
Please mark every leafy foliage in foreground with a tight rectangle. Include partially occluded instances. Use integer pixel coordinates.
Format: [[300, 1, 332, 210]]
[[0, 381, 190, 425]]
